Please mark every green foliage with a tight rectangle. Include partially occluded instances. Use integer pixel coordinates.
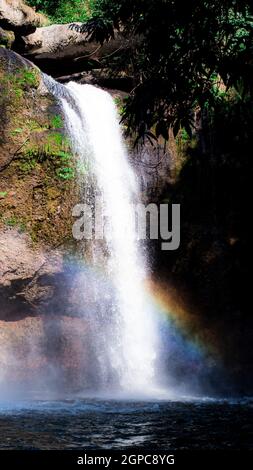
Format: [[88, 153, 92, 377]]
[[50, 114, 63, 129], [57, 150, 72, 160], [4, 216, 26, 232], [26, 0, 62, 12], [38, 134, 75, 180], [180, 129, 191, 143], [14, 129, 75, 180], [5, 216, 18, 227], [114, 97, 125, 116], [10, 128, 23, 136], [55, 148, 75, 180], [18, 69, 39, 88], [43, 132, 65, 153], [18, 156, 36, 173], [0, 191, 7, 198], [56, 166, 75, 180], [2, 68, 39, 101], [18, 222, 27, 233], [26, 0, 93, 23]]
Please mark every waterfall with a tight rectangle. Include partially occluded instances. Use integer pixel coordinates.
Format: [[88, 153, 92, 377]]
[[44, 76, 159, 394]]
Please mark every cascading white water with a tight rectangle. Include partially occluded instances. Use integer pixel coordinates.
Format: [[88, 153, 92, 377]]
[[45, 77, 159, 393]]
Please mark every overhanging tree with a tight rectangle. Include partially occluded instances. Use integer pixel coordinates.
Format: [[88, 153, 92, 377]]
[[70, 0, 253, 141]]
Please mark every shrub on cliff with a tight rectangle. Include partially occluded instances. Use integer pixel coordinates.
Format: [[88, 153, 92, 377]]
[[26, 0, 93, 23]]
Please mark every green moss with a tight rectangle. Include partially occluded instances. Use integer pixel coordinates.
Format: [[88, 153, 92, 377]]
[[18, 222, 27, 233], [47, 187, 61, 199], [50, 114, 64, 129], [56, 167, 75, 180], [18, 159, 37, 173], [5, 216, 18, 227], [46, 132, 64, 147], [30, 226, 39, 243], [10, 128, 23, 136], [26, 119, 48, 132], [114, 97, 125, 116], [1, 68, 40, 104], [0, 29, 15, 48], [13, 130, 76, 180], [20, 69, 40, 88]]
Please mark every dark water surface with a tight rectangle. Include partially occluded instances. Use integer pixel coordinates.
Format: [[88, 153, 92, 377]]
[[0, 398, 252, 450]]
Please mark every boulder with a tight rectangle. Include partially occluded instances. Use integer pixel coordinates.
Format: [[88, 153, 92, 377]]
[[0, 0, 47, 35], [21, 23, 90, 56], [18, 23, 137, 81], [22, 23, 130, 59]]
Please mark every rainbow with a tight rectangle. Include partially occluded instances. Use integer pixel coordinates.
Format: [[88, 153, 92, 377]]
[[145, 278, 220, 369]]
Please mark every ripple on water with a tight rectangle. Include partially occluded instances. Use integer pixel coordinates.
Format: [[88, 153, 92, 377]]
[[0, 397, 252, 450]]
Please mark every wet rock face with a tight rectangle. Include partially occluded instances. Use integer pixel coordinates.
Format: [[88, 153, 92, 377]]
[[0, 229, 64, 320], [0, 315, 89, 393], [0, 48, 77, 246], [0, 48, 78, 320], [0, 228, 108, 321], [0, 0, 46, 35]]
